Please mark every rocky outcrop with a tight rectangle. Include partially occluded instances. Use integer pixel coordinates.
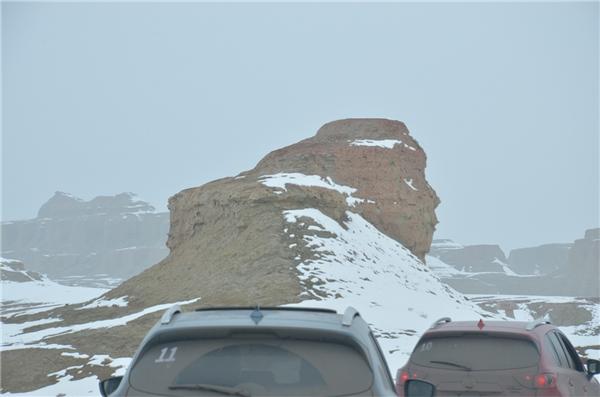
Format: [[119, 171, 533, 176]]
[[1, 192, 169, 282], [110, 118, 439, 308]]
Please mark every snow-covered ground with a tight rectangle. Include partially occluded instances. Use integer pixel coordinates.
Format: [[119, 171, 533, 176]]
[[1, 294, 200, 396], [3, 356, 132, 396], [1, 274, 108, 319]]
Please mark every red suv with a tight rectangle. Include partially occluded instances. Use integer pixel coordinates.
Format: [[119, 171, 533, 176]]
[[396, 318, 600, 397]]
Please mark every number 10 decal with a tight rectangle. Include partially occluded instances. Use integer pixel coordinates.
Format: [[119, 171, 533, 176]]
[[155, 347, 178, 363]]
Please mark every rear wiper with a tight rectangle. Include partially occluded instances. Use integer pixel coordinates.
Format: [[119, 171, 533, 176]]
[[429, 360, 472, 371], [169, 383, 252, 397]]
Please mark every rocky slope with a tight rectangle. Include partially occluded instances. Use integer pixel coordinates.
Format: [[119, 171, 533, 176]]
[[1, 118, 466, 393], [1, 192, 169, 284]]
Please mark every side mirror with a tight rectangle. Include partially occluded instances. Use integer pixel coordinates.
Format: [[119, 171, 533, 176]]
[[99, 376, 123, 397], [587, 359, 600, 376], [405, 379, 436, 397]]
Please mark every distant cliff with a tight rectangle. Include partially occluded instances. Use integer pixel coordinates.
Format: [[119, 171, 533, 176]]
[[429, 229, 599, 297], [563, 228, 599, 297], [1, 192, 169, 282]]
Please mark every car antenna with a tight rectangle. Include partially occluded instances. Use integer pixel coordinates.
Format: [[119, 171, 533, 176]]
[[250, 305, 263, 325]]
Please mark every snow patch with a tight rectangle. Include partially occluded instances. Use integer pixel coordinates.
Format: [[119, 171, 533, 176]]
[[78, 296, 128, 310], [403, 178, 418, 191], [259, 173, 366, 207], [349, 139, 402, 149]]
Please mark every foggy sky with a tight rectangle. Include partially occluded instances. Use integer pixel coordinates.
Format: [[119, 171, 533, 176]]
[[2, 2, 598, 252]]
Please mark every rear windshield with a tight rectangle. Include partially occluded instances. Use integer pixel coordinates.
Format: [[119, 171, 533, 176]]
[[411, 335, 539, 371], [129, 338, 373, 396]]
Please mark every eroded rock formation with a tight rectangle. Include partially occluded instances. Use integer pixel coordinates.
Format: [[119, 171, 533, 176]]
[[111, 118, 439, 308]]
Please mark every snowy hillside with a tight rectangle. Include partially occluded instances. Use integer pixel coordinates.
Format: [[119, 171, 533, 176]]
[[280, 208, 496, 370]]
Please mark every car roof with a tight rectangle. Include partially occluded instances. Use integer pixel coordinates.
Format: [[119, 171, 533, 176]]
[[149, 306, 369, 338], [423, 319, 554, 339]]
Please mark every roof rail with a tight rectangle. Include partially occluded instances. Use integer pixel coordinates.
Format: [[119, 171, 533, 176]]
[[526, 314, 552, 330], [160, 305, 182, 325], [342, 306, 360, 327], [193, 306, 337, 314], [429, 317, 452, 329]]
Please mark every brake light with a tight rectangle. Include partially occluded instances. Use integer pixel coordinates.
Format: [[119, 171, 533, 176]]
[[400, 371, 410, 383], [534, 373, 556, 388]]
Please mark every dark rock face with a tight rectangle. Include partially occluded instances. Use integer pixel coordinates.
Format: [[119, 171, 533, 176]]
[[1, 192, 169, 281], [508, 244, 572, 275]]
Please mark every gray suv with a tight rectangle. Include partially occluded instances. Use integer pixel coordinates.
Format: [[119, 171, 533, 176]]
[[100, 306, 398, 397]]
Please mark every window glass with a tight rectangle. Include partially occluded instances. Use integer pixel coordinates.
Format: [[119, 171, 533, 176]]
[[543, 333, 562, 366], [410, 335, 539, 371], [129, 338, 373, 396], [547, 332, 569, 368], [557, 333, 583, 372], [548, 331, 572, 368]]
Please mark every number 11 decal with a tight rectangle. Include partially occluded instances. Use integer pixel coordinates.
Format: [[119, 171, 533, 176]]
[[155, 346, 178, 363]]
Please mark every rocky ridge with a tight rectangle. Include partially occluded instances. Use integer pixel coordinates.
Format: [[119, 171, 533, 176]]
[[1, 192, 169, 283]]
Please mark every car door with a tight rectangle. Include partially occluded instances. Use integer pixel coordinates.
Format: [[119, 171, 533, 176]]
[[555, 331, 595, 397]]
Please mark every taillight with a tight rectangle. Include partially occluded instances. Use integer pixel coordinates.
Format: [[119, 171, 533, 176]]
[[534, 373, 557, 389], [399, 371, 410, 383]]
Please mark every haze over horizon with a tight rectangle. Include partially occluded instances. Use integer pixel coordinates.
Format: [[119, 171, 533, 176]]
[[3, 2, 598, 252]]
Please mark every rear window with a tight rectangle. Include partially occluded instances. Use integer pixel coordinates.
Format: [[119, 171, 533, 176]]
[[411, 334, 539, 371], [129, 338, 373, 396]]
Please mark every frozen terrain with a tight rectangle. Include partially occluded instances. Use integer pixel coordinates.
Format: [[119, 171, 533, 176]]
[[1, 261, 108, 319]]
